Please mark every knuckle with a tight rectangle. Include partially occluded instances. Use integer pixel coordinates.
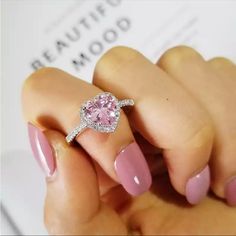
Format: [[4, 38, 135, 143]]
[[105, 45, 139, 56], [98, 45, 139, 64], [158, 46, 203, 69], [208, 57, 234, 67], [93, 46, 140, 84], [186, 121, 214, 149], [21, 67, 65, 119], [22, 67, 61, 93]]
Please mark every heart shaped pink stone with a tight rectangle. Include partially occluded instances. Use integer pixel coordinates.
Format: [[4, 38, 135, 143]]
[[84, 94, 118, 126]]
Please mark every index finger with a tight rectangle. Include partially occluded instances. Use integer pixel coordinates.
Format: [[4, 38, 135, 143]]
[[22, 68, 152, 196]]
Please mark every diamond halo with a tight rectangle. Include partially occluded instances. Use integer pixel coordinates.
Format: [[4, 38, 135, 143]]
[[66, 92, 134, 143]]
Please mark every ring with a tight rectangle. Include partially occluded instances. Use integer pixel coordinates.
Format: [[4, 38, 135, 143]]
[[66, 92, 134, 143]]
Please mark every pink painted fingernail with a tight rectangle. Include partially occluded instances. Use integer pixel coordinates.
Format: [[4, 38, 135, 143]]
[[225, 177, 236, 206], [27, 123, 55, 177], [114, 141, 152, 196], [186, 165, 210, 205]]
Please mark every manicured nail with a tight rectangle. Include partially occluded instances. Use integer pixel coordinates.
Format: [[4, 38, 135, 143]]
[[27, 123, 55, 177], [225, 177, 236, 206], [186, 165, 210, 205], [114, 141, 152, 196]]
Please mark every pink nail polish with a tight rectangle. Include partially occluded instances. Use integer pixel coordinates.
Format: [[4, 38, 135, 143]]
[[225, 177, 236, 206], [186, 165, 210, 205], [27, 123, 55, 177], [114, 142, 152, 196]]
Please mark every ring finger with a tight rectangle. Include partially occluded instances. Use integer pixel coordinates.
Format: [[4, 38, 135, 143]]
[[157, 46, 236, 204]]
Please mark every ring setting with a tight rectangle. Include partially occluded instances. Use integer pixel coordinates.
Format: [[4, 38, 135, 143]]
[[66, 92, 134, 143]]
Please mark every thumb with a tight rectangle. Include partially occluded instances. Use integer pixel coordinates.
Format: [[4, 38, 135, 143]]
[[27, 123, 126, 235]]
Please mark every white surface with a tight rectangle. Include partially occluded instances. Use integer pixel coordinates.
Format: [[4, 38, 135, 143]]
[[1, 211, 17, 235], [1, 150, 47, 235], [1, 206, 21, 235], [1, 0, 236, 234]]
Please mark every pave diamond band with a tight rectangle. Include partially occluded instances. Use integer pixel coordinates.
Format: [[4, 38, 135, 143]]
[[66, 122, 87, 143], [117, 99, 134, 108], [66, 92, 134, 143]]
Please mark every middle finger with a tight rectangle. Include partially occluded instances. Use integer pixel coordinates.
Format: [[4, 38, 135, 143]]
[[93, 46, 214, 204]]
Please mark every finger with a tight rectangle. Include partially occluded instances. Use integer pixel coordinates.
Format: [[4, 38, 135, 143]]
[[208, 57, 236, 206], [134, 132, 167, 176], [158, 46, 236, 204], [22, 68, 151, 196], [27, 124, 127, 234], [208, 57, 235, 70], [93, 46, 213, 205], [208, 57, 236, 85]]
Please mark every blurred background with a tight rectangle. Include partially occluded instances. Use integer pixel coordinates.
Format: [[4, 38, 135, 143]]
[[1, 0, 236, 235]]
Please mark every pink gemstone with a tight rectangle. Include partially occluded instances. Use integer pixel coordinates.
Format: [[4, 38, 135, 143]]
[[84, 94, 117, 125]]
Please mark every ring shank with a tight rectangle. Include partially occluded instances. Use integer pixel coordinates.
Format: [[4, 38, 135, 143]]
[[118, 99, 134, 108], [66, 122, 87, 143]]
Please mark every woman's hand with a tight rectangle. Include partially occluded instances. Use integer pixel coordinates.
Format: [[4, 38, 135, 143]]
[[22, 46, 236, 235]]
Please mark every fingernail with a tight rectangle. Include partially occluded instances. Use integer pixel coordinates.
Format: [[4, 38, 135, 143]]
[[114, 141, 152, 196], [27, 123, 55, 177], [225, 177, 236, 206], [186, 165, 210, 205]]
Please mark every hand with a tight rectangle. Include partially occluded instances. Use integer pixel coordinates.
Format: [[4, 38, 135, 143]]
[[22, 46, 236, 235]]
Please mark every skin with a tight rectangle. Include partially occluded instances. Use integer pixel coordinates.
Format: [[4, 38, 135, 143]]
[[22, 46, 236, 235]]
